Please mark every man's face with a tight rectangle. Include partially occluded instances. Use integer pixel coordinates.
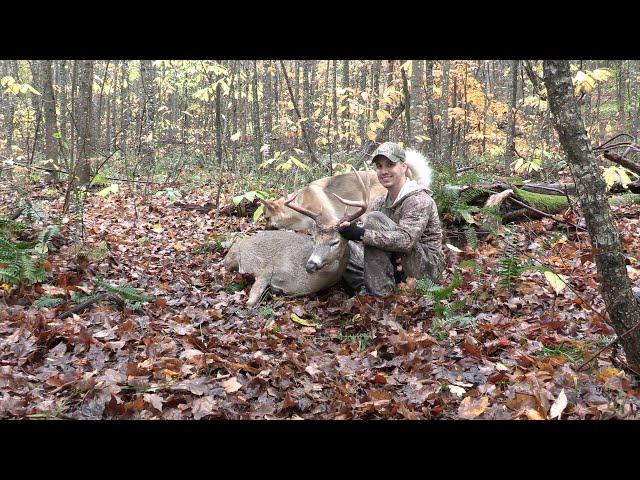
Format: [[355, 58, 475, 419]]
[[374, 156, 407, 190]]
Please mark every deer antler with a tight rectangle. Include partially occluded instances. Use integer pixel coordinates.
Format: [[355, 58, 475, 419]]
[[332, 166, 370, 224], [284, 190, 320, 220]]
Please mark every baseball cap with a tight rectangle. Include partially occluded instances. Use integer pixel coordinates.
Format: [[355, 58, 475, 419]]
[[371, 142, 406, 163]]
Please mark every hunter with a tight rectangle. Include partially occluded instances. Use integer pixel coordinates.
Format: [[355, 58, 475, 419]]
[[340, 142, 445, 296]]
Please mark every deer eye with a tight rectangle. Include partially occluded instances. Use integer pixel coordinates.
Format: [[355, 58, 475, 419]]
[[331, 240, 340, 246]]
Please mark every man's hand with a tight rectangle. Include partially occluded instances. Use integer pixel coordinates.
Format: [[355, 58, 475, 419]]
[[338, 222, 365, 241]]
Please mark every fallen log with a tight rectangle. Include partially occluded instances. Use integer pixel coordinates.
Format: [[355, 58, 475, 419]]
[[57, 293, 125, 320], [602, 151, 640, 177]]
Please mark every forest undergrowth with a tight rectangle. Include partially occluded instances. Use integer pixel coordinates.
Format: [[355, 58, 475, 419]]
[[1, 178, 640, 420]]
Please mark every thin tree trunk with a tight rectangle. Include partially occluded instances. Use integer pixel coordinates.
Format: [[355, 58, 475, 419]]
[[505, 59, 519, 169], [40, 60, 60, 182], [76, 60, 94, 186], [279, 61, 320, 167], [425, 60, 437, 158], [440, 60, 451, 164], [401, 65, 411, 147], [543, 59, 640, 372], [631, 60, 639, 139], [251, 60, 262, 164]]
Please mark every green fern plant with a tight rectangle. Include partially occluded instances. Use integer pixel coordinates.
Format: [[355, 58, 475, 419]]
[[95, 278, 154, 305], [33, 296, 64, 308], [0, 230, 47, 286]]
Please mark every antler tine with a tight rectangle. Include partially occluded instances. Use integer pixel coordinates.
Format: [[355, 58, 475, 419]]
[[332, 166, 370, 224], [284, 190, 320, 220]]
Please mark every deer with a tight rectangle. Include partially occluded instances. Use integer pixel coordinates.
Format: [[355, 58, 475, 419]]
[[259, 149, 432, 234], [223, 169, 369, 306]]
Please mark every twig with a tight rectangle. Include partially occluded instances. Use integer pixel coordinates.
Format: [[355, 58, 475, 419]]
[[57, 293, 125, 320]]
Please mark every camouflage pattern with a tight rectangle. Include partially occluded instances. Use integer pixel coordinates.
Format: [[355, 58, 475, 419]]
[[371, 141, 406, 163], [343, 188, 445, 296]]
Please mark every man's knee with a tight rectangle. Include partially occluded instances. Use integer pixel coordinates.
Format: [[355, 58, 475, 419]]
[[364, 211, 394, 230]]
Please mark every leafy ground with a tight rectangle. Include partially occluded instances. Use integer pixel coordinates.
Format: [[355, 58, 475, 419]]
[[2, 180, 640, 419]]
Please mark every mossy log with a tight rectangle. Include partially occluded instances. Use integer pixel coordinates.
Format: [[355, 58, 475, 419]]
[[513, 187, 570, 214]]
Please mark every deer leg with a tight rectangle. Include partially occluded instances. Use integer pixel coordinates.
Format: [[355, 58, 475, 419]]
[[247, 275, 270, 306]]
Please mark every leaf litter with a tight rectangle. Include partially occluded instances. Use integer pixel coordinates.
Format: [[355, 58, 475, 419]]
[[1, 185, 640, 419]]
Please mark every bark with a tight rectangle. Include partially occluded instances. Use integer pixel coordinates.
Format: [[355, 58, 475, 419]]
[[401, 65, 411, 147], [139, 60, 156, 168], [505, 60, 519, 168], [251, 60, 262, 164], [543, 59, 640, 372], [214, 82, 224, 209], [631, 60, 639, 139], [440, 60, 451, 164], [425, 60, 437, 158], [76, 60, 94, 186], [303, 60, 313, 146], [40, 60, 60, 182], [410, 59, 423, 145], [263, 60, 273, 145]]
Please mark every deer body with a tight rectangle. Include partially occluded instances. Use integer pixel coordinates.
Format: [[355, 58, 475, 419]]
[[223, 230, 349, 306]]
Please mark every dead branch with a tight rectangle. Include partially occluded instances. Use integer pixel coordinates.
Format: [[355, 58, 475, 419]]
[[57, 293, 125, 320]]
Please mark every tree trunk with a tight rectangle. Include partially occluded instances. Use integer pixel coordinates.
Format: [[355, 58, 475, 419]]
[[440, 60, 451, 164], [252, 60, 262, 164], [263, 60, 273, 146], [410, 59, 423, 143], [401, 65, 411, 147], [631, 60, 639, 139], [425, 60, 437, 158], [543, 59, 640, 372], [505, 60, 519, 169], [40, 60, 60, 182], [76, 60, 94, 186]]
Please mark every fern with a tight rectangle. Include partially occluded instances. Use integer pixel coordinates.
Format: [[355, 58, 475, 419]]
[[463, 226, 478, 249], [0, 234, 47, 286], [496, 234, 533, 293], [94, 278, 154, 303], [33, 296, 64, 308]]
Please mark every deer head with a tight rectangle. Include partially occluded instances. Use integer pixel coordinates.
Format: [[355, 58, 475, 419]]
[[285, 167, 369, 273], [259, 195, 314, 232]]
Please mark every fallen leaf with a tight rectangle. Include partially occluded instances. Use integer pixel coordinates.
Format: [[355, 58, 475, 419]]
[[458, 396, 489, 419], [525, 408, 545, 420], [449, 385, 466, 397], [305, 364, 321, 377], [222, 377, 242, 393], [549, 389, 568, 419]]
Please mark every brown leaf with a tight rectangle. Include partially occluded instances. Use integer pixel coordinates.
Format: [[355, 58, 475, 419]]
[[192, 396, 217, 420], [458, 396, 489, 419], [222, 376, 242, 394]]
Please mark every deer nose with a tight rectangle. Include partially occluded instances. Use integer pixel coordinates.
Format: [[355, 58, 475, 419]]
[[305, 259, 320, 273], [265, 224, 277, 230]]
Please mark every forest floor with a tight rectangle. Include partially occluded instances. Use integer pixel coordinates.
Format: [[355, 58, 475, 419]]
[[2, 180, 640, 419]]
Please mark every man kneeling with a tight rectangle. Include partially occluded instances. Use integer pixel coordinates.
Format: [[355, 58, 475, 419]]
[[339, 142, 445, 296]]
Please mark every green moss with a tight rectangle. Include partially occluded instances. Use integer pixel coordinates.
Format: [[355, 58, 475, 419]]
[[514, 188, 569, 214], [609, 193, 640, 207]]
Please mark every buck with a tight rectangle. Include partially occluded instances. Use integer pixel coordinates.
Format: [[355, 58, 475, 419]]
[[224, 169, 369, 306], [259, 149, 431, 233]]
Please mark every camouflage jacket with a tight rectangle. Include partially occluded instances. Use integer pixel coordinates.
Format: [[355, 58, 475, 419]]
[[362, 180, 444, 259]]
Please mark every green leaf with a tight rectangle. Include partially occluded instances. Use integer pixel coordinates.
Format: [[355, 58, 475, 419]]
[[289, 156, 309, 171], [544, 271, 567, 294], [96, 183, 119, 197], [232, 195, 244, 206], [253, 204, 264, 221], [291, 313, 317, 327]]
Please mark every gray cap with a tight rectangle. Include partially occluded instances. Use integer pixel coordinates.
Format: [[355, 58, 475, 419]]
[[371, 141, 406, 163]]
